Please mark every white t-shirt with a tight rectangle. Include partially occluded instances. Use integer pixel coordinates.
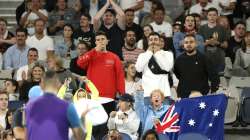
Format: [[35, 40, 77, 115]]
[[0, 114, 6, 129], [212, 0, 236, 15], [26, 35, 54, 61], [150, 21, 173, 37], [125, 79, 141, 96], [189, 2, 218, 15]]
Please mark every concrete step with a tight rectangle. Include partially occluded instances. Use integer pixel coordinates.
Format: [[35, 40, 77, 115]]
[[0, 8, 16, 14], [0, 14, 16, 21], [0, 0, 23, 8]]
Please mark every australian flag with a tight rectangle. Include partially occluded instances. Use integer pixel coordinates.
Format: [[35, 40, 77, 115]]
[[155, 94, 228, 140]]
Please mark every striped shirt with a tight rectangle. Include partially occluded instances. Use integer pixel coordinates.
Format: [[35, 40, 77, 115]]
[[122, 45, 144, 63]]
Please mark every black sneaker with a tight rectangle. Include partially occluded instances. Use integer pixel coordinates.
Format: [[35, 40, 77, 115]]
[[240, 121, 248, 127], [232, 121, 240, 127]]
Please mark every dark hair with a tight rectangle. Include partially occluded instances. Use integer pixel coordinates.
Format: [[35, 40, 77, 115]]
[[142, 25, 154, 51], [125, 29, 136, 37], [105, 8, 116, 16], [63, 24, 74, 40], [234, 20, 246, 29], [124, 61, 135, 80], [152, 0, 164, 10], [28, 47, 38, 54], [64, 24, 74, 31], [96, 31, 107, 38], [148, 32, 160, 39], [0, 17, 7, 25], [182, 14, 197, 32], [41, 70, 60, 87], [5, 109, 15, 130], [77, 40, 91, 51], [124, 8, 135, 13], [207, 7, 218, 15], [16, 27, 28, 36], [159, 35, 168, 50], [141, 129, 160, 140], [80, 12, 92, 21], [5, 79, 19, 93], [153, 5, 165, 14]]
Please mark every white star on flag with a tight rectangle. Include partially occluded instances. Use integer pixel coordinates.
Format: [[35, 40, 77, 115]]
[[209, 123, 213, 127], [199, 102, 206, 109], [188, 119, 195, 126], [213, 109, 219, 116]]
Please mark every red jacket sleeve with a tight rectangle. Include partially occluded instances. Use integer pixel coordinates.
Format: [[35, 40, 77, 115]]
[[114, 56, 125, 95], [77, 49, 98, 69]]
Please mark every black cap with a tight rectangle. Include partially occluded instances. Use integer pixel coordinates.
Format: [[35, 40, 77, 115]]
[[119, 94, 134, 103], [173, 21, 182, 26]]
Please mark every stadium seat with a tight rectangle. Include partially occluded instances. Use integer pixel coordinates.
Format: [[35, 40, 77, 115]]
[[178, 133, 209, 140], [0, 70, 13, 89], [158, 133, 170, 140]]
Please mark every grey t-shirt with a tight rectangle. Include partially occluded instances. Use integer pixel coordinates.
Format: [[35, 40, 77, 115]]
[[198, 24, 227, 70]]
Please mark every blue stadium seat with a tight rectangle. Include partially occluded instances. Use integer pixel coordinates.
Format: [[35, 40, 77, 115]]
[[158, 133, 171, 140], [178, 133, 209, 140]]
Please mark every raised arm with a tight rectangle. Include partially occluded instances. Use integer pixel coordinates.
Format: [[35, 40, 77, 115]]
[[93, 0, 110, 32], [135, 51, 153, 72], [77, 49, 99, 69], [128, 0, 144, 11], [110, 0, 126, 30]]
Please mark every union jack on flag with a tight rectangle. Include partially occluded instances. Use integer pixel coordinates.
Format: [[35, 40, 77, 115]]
[[155, 105, 180, 133], [155, 94, 227, 140]]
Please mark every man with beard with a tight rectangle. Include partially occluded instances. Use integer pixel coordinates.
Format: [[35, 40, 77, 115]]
[[122, 30, 144, 63], [135, 32, 174, 98], [174, 34, 219, 98]]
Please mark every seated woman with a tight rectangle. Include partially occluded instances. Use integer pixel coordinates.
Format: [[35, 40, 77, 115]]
[[124, 61, 141, 96], [232, 31, 250, 77], [134, 89, 170, 134], [19, 62, 45, 103], [108, 94, 140, 140]]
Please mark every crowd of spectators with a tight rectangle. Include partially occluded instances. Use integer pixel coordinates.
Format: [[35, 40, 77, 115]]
[[0, 0, 250, 139]]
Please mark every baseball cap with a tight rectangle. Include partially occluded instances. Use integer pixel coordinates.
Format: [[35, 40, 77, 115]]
[[119, 94, 134, 103]]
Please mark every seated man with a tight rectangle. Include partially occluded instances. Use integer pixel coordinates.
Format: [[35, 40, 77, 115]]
[[108, 94, 140, 140]]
